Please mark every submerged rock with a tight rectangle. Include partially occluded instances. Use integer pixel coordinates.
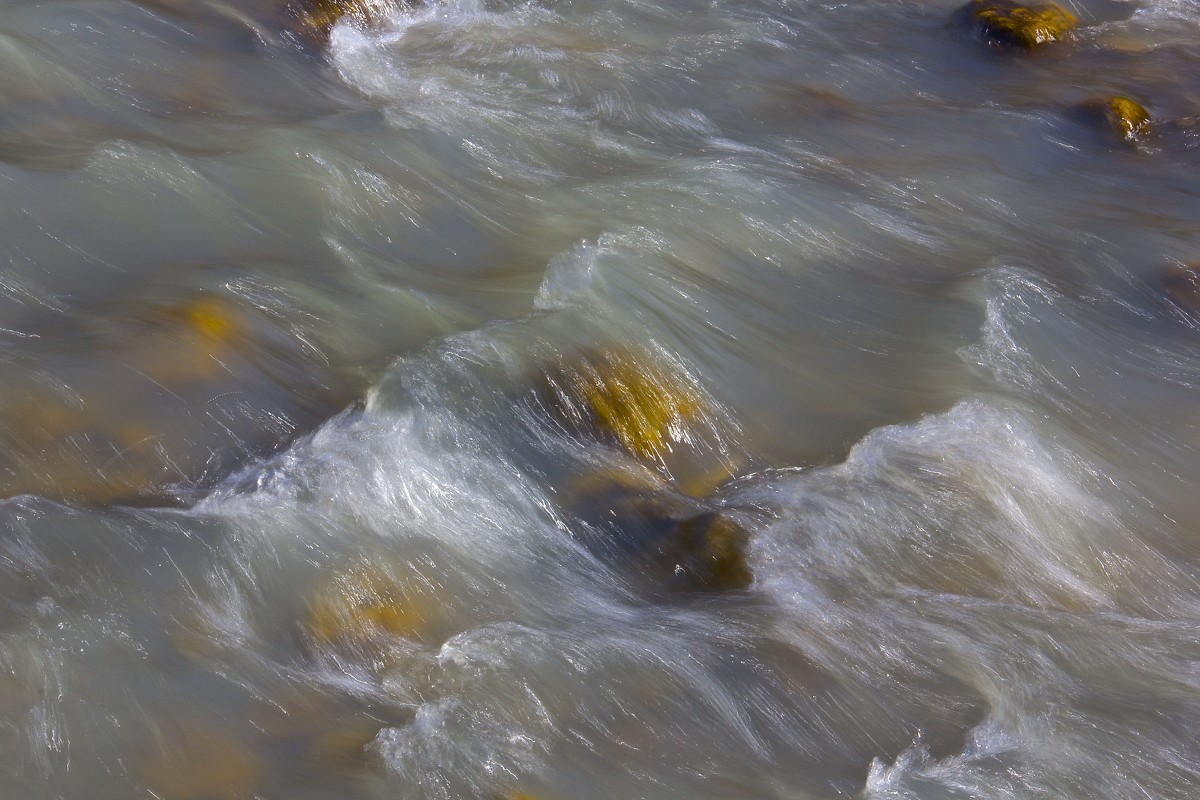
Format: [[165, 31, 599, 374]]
[[958, 0, 1077, 50], [662, 512, 753, 592], [279, 0, 420, 47], [0, 291, 351, 505], [536, 348, 753, 592], [563, 466, 693, 568], [566, 350, 703, 463], [144, 294, 251, 382], [281, 0, 370, 46], [306, 560, 441, 645], [138, 723, 265, 800], [535, 347, 740, 494], [1161, 262, 1200, 310], [1079, 95, 1153, 142], [563, 469, 754, 593], [247, 686, 408, 777]]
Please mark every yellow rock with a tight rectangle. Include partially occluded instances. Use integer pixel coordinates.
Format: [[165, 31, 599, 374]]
[[535, 347, 743, 494], [0, 417, 160, 504], [180, 296, 238, 340], [1081, 95, 1152, 141], [294, 0, 371, 33], [307, 561, 439, 645], [6, 396, 85, 440], [141, 294, 251, 383], [961, 0, 1078, 49], [138, 724, 265, 800], [554, 349, 704, 466], [281, 0, 420, 46], [578, 361, 700, 464]]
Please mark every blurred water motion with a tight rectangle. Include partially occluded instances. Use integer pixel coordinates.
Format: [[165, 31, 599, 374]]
[[2, 0, 1200, 797]]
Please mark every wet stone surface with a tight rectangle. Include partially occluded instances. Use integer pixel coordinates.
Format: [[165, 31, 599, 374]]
[[1078, 95, 1153, 142], [956, 0, 1078, 50]]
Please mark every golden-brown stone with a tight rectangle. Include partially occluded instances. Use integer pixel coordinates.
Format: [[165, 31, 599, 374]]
[[306, 560, 440, 645], [538, 348, 708, 466], [960, 0, 1078, 49], [280, 0, 421, 47], [1080, 95, 1152, 141]]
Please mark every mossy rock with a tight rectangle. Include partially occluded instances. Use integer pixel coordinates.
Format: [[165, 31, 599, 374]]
[[307, 561, 440, 645], [280, 0, 419, 47], [572, 352, 704, 465], [1080, 95, 1152, 141], [0, 395, 161, 504], [172, 295, 240, 341], [538, 348, 707, 464], [663, 512, 753, 592], [291, 0, 372, 36], [959, 0, 1077, 49], [532, 345, 744, 493]]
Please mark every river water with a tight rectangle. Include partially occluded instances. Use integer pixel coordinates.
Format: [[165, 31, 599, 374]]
[[2, 0, 1200, 797]]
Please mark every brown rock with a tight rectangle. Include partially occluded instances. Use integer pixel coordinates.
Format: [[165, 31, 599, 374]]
[[958, 0, 1078, 50]]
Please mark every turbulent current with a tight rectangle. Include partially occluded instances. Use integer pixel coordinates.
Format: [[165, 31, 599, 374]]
[[2, 0, 1200, 797]]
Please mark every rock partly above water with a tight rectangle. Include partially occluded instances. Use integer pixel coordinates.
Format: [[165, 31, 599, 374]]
[[534, 347, 740, 496], [279, 0, 421, 48], [1079, 95, 1153, 142], [957, 0, 1078, 50]]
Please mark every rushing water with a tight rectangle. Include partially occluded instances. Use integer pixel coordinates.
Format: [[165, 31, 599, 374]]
[[2, 0, 1200, 797]]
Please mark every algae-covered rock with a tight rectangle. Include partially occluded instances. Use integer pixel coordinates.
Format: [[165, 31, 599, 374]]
[[280, 0, 419, 47], [145, 294, 251, 382], [1161, 262, 1200, 310], [174, 295, 240, 341], [0, 293, 255, 504], [535, 347, 740, 493], [959, 0, 1077, 49], [663, 512, 753, 592], [1080, 95, 1152, 141], [559, 467, 753, 593], [0, 390, 161, 504], [307, 561, 440, 645], [286, 0, 371, 40], [568, 351, 703, 464]]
